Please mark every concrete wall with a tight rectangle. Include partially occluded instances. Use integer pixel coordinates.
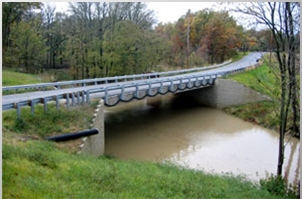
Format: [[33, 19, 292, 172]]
[[79, 99, 105, 156], [178, 79, 271, 108]]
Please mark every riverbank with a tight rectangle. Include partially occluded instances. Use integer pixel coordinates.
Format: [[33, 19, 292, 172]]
[[224, 61, 300, 138], [2, 101, 289, 198]]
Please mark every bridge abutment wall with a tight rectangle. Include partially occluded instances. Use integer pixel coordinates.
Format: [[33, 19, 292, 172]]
[[79, 99, 105, 156], [178, 79, 271, 108]]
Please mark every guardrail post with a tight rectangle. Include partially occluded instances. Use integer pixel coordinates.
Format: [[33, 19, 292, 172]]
[[30, 100, 34, 114], [43, 98, 48, 112], [179, 78, 183, 89], [195, 76, 199, 87], [136, 83, 140, 97], [77, 91, 80, 104], [66, 94, 70, 109], [86, 90, 90, 103], [71, 92, 75, 107], [160, 80, 164, 93], [82, 90, 85, 103], [188, 77, 191, 87], [169, 79, 174, 91], [16, 103, 21, 118], [55, 95, 60, 111], [120, 85, 125, 100], [148, 81, 152, 95], [105, 87, 108, 104]]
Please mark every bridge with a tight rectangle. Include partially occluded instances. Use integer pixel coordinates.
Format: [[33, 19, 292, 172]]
[[2, 52, 265, 156], [2, 52, 263, 115]]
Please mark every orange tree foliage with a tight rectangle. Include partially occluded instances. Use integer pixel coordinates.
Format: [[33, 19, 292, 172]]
[[155, 9, 250, 66]]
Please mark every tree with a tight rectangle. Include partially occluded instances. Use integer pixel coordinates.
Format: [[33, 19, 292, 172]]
[[8, 20, 47, 73], [2, 2, 42, 48], [231, 2, 300, 176]]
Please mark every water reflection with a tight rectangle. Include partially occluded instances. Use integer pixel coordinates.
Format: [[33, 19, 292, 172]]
[[105, 95, 300, 184]]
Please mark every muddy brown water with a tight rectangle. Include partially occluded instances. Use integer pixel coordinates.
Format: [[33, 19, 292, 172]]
[[104, 95, 300, 185]]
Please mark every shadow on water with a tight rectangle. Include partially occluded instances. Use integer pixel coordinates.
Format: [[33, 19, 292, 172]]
[[104, 94, 300, 184]]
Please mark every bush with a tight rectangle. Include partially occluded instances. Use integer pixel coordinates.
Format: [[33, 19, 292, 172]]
[[260, 174, 299, 198]]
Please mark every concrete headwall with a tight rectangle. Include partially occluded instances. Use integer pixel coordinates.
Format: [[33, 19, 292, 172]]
[[79, 99, 105, 156], [178, 79, 271, 108]]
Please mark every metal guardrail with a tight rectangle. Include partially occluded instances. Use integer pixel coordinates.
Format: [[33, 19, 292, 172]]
[[2, 60, 232, 92], [2, 65, 253, 118], [2, 51, 264, 118]]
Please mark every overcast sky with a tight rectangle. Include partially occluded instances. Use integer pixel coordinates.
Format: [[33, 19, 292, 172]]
[[51, 2, 249, 28]]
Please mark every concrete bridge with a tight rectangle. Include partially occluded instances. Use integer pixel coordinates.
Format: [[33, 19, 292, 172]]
[[2, 52, 268, 156]]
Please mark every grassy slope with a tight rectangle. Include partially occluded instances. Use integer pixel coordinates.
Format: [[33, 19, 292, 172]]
[[2, 71, 46, 86], [3, 133, 279, 199], [225, 58, 300, 134], [224, 63, 280, 131], [2, 103, 284, 198]]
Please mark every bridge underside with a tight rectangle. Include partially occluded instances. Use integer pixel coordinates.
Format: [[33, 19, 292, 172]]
[[103, 83, 213, 107], [176, 79, 271, 108]]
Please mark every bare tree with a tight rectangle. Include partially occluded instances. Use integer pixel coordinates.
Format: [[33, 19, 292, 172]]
[[230, 2, 300, 176]]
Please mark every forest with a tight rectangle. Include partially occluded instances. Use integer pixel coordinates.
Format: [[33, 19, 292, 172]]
[[3, 2, 273, 80]]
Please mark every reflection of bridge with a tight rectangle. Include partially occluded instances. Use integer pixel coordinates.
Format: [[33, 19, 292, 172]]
[[2, 52, 263, 117]]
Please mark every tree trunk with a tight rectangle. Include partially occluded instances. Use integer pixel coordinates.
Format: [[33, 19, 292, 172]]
[[277, 72, 287, 176]]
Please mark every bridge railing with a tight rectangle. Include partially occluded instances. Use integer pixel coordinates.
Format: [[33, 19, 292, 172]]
[[3, 72, 221, 117], [2, 60, 232, 94], [2, 58, 262, 118]]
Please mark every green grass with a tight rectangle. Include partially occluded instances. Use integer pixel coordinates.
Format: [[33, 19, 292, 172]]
[[2, 100, 290, 198], [2, 70, 46, 86], [3, 134, 284, 199], [2, 102, 98, 138], [224, 60, 300, 134], [224, 63, 281, 131], [2, 70, 56, 95], [226, 63, 277, 97]]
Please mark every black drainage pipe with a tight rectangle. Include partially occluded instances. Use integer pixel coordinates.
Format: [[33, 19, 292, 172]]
[[45, 129, 98, 142]]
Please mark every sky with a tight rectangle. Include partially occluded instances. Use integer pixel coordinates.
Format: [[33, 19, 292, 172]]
[[146, 2, 219, 24], [51, 2, 250, 28], [53, 2, 225, 23]]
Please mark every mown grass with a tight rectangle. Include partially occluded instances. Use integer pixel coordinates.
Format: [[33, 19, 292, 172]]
[[2, 99, 290, 198], [2, 70, 46, 86], [2, 70, 56, 95]]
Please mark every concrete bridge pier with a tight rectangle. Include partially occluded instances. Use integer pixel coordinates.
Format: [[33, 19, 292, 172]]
[[177, 79, 271, 108]]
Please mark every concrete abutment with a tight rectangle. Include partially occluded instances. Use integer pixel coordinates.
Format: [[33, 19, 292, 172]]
[[177, 79, 271, 108]]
